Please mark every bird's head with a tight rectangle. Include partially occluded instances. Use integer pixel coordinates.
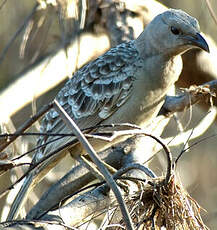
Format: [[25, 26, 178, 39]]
[[136, 9, 209, 58]]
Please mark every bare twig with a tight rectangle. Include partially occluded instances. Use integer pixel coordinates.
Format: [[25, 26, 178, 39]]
[[0, 138, 77, 199], [175, 133, 217, 165], [77, 155, 106, 181], [80, 0, 87, 29], [36, 181, 105, 220], [0, 0, 7, 10], [144, 134, 172, 185], [175, 128, 195, 165], [161, 106, 217, 154], [205, 0, 217, 26], [0, 3, 38, 65], [53, 99, 135, 230], [113, 163, 156, 179], [0, 160, 30, 176], [84, 126, 173, 185], [0, 102, 53, 154], [0, 219, 76, 230], [161, 81, 217, 116]]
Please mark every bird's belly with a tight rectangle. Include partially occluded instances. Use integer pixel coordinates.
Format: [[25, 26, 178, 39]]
[[86, 98, 165, 154], [102, 89, 166, 128]]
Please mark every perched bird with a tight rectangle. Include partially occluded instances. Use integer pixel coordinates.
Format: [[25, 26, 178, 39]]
[[8, 9, 209, 220]]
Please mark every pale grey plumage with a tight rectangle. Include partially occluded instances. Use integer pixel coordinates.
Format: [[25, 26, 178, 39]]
[[35, 41, 141, 160], [8, 9, 209, 220]]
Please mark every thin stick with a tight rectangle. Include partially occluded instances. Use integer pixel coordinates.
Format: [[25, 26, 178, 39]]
[[144, 134, 172, 185], [175, 128, 194, 165], [53, 99, 135, 230], [161, 80, 217, 115], [86, 128, 172, 185], [113, 163, 157, 179], [0, 138, 77, 199], [205, 0, 217, 26], [175, 133, 217, 165], [0, 3, 38, 65], [0, 219, 77, 230], [11, 136, 64, 161], [0, 0, 7, 10], [0, 102, 53, 153]]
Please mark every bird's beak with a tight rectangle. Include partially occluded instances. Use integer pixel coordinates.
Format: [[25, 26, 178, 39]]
[[189, 33, 210, 53]]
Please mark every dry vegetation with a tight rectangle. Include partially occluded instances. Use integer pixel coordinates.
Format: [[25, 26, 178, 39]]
[[0, 0, 217, 229]]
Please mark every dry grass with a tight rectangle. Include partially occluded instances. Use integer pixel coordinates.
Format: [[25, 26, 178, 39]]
[[116, 173, 209, 230]]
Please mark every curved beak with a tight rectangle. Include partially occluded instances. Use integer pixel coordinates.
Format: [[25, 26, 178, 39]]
[[190, 33, 210, 53]]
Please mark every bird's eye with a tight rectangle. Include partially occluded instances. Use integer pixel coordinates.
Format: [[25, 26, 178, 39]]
[[171, 26, 180, 35]]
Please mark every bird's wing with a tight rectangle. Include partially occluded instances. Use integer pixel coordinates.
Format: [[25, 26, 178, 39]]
[[36, 41, 142, 158]]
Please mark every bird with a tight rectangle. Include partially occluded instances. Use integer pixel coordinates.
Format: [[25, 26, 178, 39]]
[[7, 9, 209, 220]]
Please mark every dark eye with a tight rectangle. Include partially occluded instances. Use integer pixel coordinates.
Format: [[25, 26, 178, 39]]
[[171, 26, 180, 35]]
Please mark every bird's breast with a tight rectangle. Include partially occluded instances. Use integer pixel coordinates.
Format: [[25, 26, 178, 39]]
[[104, 55, 182, 128]]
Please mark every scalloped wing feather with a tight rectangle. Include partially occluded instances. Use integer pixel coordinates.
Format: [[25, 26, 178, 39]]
[[36, 41, 142, 159]]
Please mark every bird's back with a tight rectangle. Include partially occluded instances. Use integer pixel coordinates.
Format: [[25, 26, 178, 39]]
[[35, 41, 143, 160]]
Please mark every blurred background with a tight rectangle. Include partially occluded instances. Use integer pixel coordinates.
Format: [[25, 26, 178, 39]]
[[0, 0, 217, 228]]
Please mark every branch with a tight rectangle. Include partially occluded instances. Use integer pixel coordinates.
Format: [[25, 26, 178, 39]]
[[161, 80, 217, 115], [53, 100, 134, 230], [0, 103, 53, 154]]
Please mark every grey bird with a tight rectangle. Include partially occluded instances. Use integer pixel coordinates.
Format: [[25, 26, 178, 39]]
[[7, 9, 209, 220]]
